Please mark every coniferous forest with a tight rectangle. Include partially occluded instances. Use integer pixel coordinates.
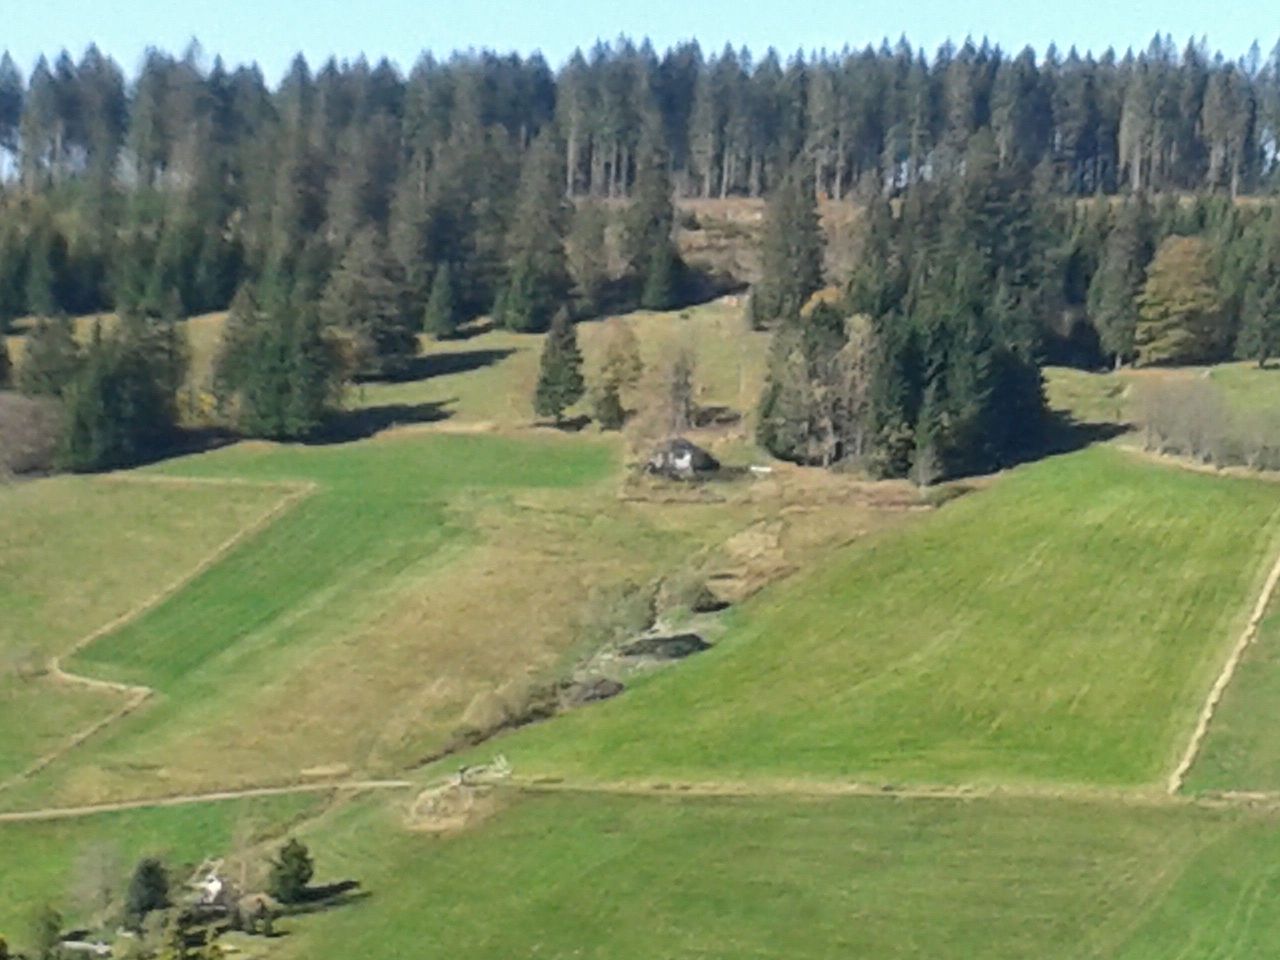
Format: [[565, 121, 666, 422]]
[[5, 35, 1280, 476]]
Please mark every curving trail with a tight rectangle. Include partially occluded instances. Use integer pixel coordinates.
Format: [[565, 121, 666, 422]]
[[0, 476, 316, 797]]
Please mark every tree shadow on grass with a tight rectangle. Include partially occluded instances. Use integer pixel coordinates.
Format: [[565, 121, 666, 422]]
[[363, 348, 517, 384], [311, 399, 455, 444]]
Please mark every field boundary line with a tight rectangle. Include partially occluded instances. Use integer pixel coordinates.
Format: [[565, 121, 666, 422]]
[[1167, 521, 1280, 794], [502, 775, 1280, 811], [0, 478, 316, 797], [0, 779, 414, 824]]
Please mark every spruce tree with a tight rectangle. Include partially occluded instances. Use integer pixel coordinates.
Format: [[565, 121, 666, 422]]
[[567, 201, 610, 315], [124, 858, 169, 930], [1088, 198, 1152, 367], [625, 128, 684, 309], [533, 307, 585, 424], [267, 838, 314, 904], [494, 133, 571, 332], [423, 262, 460, 339], [17, 316, 81, 398], [61, 314, 188, 472], [215, 290, 343, 439], [321, 227, 417, 378], [1237, 211, 1280, 367], [750, 164, 825, 329]]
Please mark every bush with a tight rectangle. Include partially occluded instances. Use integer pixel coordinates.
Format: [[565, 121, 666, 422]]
[[1133, 377, 1280, 469]]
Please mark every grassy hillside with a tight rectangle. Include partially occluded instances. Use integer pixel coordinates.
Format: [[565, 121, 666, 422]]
[[0, 476, 287, 784], [1186, 605, 1280, 792], [476, 447, 1280, 788], [263, 789, 1279, 960]]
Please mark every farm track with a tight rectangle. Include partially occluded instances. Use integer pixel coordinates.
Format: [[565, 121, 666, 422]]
[[0, 475, 316, 797], [0, 779, 415, 824]]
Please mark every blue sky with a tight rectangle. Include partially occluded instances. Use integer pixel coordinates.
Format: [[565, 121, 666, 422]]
[[7, 0, 1273, 81]]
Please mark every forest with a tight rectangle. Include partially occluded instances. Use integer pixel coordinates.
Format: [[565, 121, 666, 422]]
[[3, 34, 1280, 478]]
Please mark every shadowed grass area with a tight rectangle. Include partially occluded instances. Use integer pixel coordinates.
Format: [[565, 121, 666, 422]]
[[478, 447, 1280, 788]]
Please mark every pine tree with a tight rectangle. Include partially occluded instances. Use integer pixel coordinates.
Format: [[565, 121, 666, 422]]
[[124, 858, 169, 930], [592, 379, 626, 429], [494, 133, 571, 332], [17, 316, 81, 398], [750, 164, 825, 328], [625, 128, 684, 308], [566, 201, 610, 315], [533, 307, 585, 424], [321, 228, 417, 378], [61, 314, 188, 472], [1237, 212, 1280, 366], [1087, 198, 1152, 366], [215, 289, 343, 439], [422, 262, 460, 339], [267, 838, 314, 904]]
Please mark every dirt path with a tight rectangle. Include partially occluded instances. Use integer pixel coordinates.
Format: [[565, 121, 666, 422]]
[[499, 775, 1280, 811], [0, 477, 316, 797], [0, 779, 414, 824]]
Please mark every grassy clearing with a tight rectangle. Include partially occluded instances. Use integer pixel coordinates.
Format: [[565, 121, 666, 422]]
[[475, 447, 1280, 788], [0, 793, 322, 945], [351, 298, 767, 429], [263, 789, 1274, 960]]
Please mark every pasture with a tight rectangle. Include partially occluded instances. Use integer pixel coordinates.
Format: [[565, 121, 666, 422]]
[[473, 447, 1280, 788], [266, 789, 1280, 960]]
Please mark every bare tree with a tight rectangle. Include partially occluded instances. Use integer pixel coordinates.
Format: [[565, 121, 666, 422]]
[[69, 842, 123, 924], [0, 393, 62, 477]]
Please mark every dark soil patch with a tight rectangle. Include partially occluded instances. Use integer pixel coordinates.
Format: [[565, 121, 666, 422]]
[[620, 634, 710, 660]]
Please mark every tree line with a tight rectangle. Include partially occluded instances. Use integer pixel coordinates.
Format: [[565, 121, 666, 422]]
[[1, 35, 1280, 325]]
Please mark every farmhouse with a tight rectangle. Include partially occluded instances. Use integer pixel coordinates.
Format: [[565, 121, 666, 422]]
[[645, 438, 719, 479]]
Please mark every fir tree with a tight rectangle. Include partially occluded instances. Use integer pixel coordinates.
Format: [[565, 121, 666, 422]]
[[494, 133, 571, 332], [422, 262, 460, 339], [567, 201, 610, 315], [321, 227, 417, 378], [625, 128, 685, 309], [592, 379, 626, 430], [17, 316, 81, 398], [533, 307, 585, 424], [750, 164, 825, 329], [124, 858, 169, 930], [267, 838, 315, 904], [214, 290, 343, 439], [1237, 211, 1280, 367], [1088, 197, 1153, 366]]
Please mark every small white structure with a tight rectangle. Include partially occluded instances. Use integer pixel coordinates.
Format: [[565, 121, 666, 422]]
[[645, 438, 719, 479]]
